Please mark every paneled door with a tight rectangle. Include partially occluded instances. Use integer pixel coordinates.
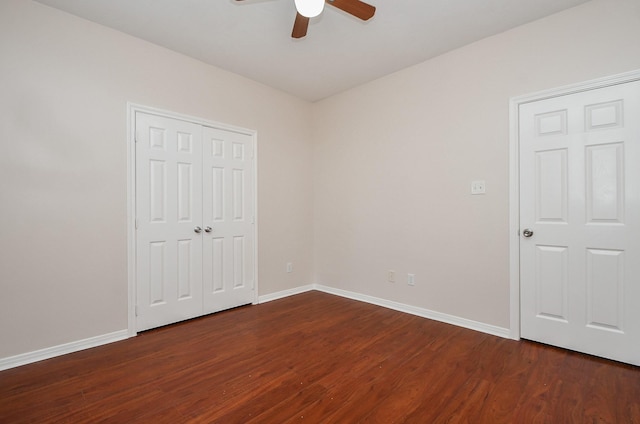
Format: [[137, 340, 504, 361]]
[[136, 113, 204, 331], [135, 112, 255, 331], [202, 126, 255, 314], [519, 80, 640, 365]]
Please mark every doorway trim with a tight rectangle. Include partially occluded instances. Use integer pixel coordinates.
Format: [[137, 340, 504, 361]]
[[126, 103, 259, 336], [508, 69, 640, 340]]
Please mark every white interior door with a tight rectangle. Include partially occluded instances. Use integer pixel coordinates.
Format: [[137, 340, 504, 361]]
[[135, 112, 255, 332], [202, 126, 255, 313], [136, 112, 204, 331], [519, 80, 640, 365]]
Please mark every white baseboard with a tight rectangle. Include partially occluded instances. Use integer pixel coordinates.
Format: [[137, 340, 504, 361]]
[[259, 284, 510, 338], [258, 284, 315, 303], [314, 284, 511, 339], [1, 285, 510, 371], [0, 330, 129, 372]]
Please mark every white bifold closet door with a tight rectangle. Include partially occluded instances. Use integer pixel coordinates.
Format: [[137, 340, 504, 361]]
[[519, 80, 640, 365], [135, 112, 255, 332]]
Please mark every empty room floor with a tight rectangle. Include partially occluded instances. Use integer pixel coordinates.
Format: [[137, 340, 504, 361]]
[[1, 291, 639, 423]]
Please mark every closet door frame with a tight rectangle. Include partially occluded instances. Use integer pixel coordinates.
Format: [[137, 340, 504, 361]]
[[126, 103, 259, 336]]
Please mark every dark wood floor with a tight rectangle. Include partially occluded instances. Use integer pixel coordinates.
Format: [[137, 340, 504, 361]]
[[1, 291, 639, 423]]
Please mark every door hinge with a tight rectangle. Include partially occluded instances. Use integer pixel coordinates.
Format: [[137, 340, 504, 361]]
[[135, 306, 138, 317], [135, 218, 139, 230]]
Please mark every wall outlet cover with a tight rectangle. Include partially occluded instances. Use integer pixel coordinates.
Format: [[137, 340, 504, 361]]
[[471, 180, 486, 195]]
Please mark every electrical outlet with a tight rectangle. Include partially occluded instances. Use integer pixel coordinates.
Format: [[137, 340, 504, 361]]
[[388, 270, 395, 283], [286, 262, 293, 273], [408, 274, 415, 286], [471, 180, 486, 195]]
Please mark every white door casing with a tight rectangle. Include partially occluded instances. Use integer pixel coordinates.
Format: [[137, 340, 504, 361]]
[[518, 79, 640, 365], [133, 109, 256, 332]]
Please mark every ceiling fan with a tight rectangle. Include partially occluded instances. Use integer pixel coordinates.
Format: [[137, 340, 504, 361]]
[[235, 0, 376, 39]]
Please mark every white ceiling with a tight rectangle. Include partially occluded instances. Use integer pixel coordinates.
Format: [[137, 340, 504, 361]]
[[35, 0, 590, 102]]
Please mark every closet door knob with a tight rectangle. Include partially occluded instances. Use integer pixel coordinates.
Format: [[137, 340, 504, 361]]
[[205, 226, 213, 233], [194, 226, 203, 234]]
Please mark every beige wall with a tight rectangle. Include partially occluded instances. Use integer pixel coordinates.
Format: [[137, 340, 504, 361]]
[[0, 0, 313, 358], [3, 0, 640, 362], [312, 0, 640, 329]]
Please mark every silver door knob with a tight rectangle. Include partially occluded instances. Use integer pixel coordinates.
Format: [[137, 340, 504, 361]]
[[522, 228, 534, 238], [205, 226, 212, 233], [194, 226, 202, 234]]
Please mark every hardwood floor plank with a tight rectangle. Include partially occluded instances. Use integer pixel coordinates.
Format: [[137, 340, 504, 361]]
[[1, 291, 639, 423]]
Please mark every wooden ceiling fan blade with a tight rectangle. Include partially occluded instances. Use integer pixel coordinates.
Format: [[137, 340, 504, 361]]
[[292, 13, 309, 38], [327, 0, 376, 21]]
